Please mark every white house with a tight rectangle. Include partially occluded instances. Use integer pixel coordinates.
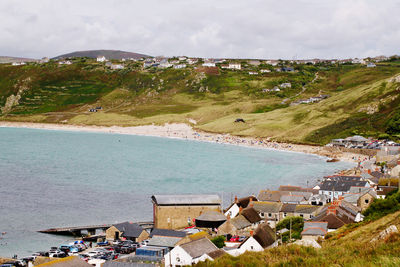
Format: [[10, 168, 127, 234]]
[[97, 56, 107, 62], [164, 238, 220, 266], [202, 62, 216, 67], [228, 63, 241, 70], [224, 203, 240, 218], [226, 236, 264, 256], [280, 83, 292, 88]]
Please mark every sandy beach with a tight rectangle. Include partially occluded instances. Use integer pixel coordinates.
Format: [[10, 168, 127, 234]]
[[0, 121, 366, 163]]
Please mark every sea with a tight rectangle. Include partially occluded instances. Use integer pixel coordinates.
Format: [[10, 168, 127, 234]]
[[0, 127, 354, 257]]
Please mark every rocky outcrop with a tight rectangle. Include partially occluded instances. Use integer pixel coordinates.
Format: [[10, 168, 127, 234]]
[[0, 78, 31, 114], [370, 225, 398, 243]]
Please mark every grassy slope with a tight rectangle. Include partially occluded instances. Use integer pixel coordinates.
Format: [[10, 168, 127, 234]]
[[0, 60, 399, 144], [197, 211, 400, 267]]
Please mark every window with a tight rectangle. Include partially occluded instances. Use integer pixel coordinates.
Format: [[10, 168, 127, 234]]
[[268, 213, 272, 217], [365, 199, 369, 204], [300, 214, 304, 217], [250, 246, 254, 249], [284, 213, 287, 217], [176, 257, 180, 262], [260, 212, 264, 217]]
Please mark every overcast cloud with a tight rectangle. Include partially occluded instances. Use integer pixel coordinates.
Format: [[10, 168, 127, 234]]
[[0, 0, 399, 59]]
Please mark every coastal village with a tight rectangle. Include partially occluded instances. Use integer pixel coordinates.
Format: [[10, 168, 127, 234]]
[[1, 138, 399, 267]]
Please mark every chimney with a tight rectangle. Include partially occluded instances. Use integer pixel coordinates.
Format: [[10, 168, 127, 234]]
[[249, 202, 254, 208], [234, 195, 238, 203], [239, 207, 243, 213], [250, 230, 254, 236], [327, 205, 337, 215], [368, 169, 371, 174], [227, 214, 231, 220]]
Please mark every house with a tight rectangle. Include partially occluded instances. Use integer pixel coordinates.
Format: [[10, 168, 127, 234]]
[[343, 186, 377, 211], [174, 64, 186, 69], [149, 228, 187, 238], [318, 178, 370, 200], [226, 223, 276, 256], [147, 235, 183, 249], [105, 222, 149, 242], [309, 194, 330, 206], [217, 215, 252, 236], [151, 194, 221, 229], [258, 190, 285, 202], [251, 201, 282, 227], [241, 206, 262, 226], [187, 58, 198, 65], [97, 56, 106, 62], [312, 198, 362, 231], [367, 63, 376, 68], [376, 186, 398, 199], [301, 222, 328, 240], [279, 204, 320, 220], [260, 69, 271, 73], [278, 185, 318, 194], [164, 238, 222, 266], [228, 63, 241, 70], [224, 195, 258, 218], [280, 82, 291, 88]]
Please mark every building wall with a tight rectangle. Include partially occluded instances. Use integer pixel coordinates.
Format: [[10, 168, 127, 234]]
[[137, 230, 150, 243], [301, 235, 319, 241], [105, 226, 122, 240], [154, 205, 221, 229], [358, 193, 375, 211], [164, 246, 192, 266]]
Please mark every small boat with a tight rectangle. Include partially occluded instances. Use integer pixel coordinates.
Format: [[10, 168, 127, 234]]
[[327, 158, 339, 162]]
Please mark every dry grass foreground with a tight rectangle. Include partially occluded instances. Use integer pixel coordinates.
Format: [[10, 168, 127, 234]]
[[196, 211, 400, 267]]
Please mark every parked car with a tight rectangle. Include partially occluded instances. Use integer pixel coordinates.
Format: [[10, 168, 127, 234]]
[[97, 241, 109, 246]]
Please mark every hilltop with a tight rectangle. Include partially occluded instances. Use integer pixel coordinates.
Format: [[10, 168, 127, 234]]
[[0, 56, 37, 63], [52, 49, 150, 60], [0, 56, 399, 145]]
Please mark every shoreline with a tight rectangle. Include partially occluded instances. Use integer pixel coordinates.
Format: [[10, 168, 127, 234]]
[[0, 121, 365, 164]]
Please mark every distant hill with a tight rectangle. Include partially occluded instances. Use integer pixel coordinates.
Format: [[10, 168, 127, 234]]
[[0, 56, 38, 63], [53, 50, 151, 60]]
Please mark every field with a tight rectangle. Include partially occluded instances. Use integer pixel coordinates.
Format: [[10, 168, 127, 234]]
[[1, 59, 400, 144]]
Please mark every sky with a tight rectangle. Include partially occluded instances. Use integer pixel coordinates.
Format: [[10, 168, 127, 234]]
[[0, 0, 399, 59]]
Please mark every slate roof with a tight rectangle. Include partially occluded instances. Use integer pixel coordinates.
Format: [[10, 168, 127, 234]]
[[280, 203, 297, 213], [180, 238, 218, 259], [323, 176, 363, 182], [149, 228, 186, 238], [252, 201, 282, 213], [151, 195, 221, 205], [302, 222, 328, 236], [319, 180, 368, 192], [146, 235, 182, 248], [312, 213, 347, 229], [278, 186, 318, 194], [113, 222, 144, 238], [35, 256, 92, 267], [230, 215, 252, 229], [258, 190, 285, 202], [241, 207, 262, 223], [295, 205, 319, 214], [280, 195, 306, 203]]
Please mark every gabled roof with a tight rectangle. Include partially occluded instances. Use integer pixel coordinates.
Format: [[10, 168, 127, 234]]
[[150, 228, 187, 238], [151, 194, 221, 205], [253, 223, 276, 248], [180, 238, 218, 259], [303, 221, 328, 230], [113, 222, 144, 238], [258, 190, 285, 202], [241, 207, 262, 223], [236, 196, 258, 208], [312, 213, 347, 229], [295, 205, 319, 214], [301, 227, 327, 236], [252, 201, 282, 213], [280, 195, 306, 203], [147, 235, 182, 248], [319, 180, 368, 192], [230, 215, 252, 229]]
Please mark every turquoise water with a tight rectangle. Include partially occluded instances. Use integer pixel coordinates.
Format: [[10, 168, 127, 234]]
[[0, 127, 354, 257]]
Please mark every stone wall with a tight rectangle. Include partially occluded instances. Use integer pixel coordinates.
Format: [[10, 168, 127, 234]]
[[154, 205, 221, 229]]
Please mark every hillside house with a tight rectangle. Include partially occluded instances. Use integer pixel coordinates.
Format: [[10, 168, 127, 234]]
[[97, 56, 106, 62], [280, 204, 320, 220], [251, 201, 282, 227], [343, 187, 377, 211], [224, 195, 258, 218], [164, 238, 222, 266], [226, 223, 276, 256], [228, 63, 241, 70], [151, 194, 221, 229], [280, 82, 291, 88], [318, 179, 370, 200], [105, 221, 149, 242]]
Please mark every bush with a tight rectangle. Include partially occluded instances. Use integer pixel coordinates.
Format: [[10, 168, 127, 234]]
[[211, 236, 226, 248]]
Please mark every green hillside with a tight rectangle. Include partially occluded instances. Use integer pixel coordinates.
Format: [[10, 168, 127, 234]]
[[1, 58, 400, 144]]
